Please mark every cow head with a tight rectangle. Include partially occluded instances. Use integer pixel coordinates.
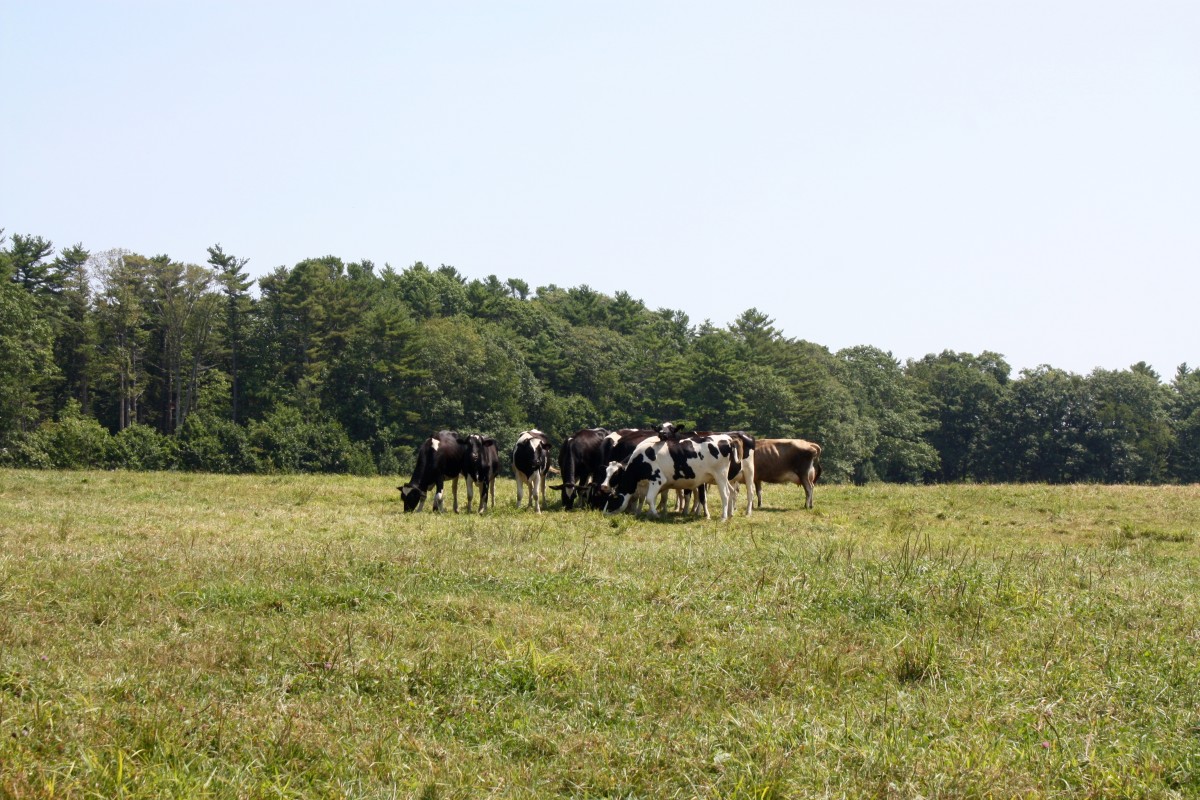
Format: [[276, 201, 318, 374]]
[[464, 434, 496, 474], [595, 461, 635, 513], [656, 421, 679, 439], [549, 482, 579, 510], [397, 483, 425, 512]]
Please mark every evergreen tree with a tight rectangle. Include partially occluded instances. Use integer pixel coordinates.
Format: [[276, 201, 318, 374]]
[[207, 244, 253, 422], [51, 243, 96, 414]]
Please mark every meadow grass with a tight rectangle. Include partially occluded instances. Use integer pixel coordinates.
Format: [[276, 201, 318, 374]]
[[1, 470, 1199, 798]]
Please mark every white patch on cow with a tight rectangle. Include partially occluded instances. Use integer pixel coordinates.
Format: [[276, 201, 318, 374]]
[[430, 438, 440, 452]]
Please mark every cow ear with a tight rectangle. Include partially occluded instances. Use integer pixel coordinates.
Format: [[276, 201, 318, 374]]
[[399, 486, 413, 497], [483, 437, 496, 446]]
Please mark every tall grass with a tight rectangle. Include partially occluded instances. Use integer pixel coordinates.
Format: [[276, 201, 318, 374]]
[[1, 471, 1198, 798]]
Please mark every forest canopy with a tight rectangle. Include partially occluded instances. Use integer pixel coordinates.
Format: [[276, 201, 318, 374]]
[[2, 229, 1197, 484]]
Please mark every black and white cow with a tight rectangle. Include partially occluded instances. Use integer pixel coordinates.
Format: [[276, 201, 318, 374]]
[[398, 430, 469, 513], [655, 425, 756, 517], [692, 430, 757, 517], [550, 427, 610, 510], [589, 428, 660, 511], [511, 429, 551, 512], [464, 434, 500, 513], [598, 433, 744, 520]]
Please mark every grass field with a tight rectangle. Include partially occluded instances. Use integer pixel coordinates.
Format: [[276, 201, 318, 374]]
[[2, 470, 1199, 799]]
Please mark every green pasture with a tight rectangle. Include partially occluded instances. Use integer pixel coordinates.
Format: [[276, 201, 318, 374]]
[[1, 471, 1199, 798]]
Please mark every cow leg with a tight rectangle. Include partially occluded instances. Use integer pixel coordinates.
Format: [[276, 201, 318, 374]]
[[642, 483, 662, 518], [515, 470, 525, 508], [803, 469, 815, 509], [754, 480, 763, 509], [714, 474, 733, 520], [433, 479, 445, 512], [460, 475, 471, 513], [741, 466, 754, 518], [691, 485, 708, 517]]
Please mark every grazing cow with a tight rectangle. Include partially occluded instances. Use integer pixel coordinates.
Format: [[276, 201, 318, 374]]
[[512, 429, 551, 512], [753, 438, 823, 509], [549, 427, 610, 509], [398, 430, 469, 513], [598, 433, 744, 520], [587, 428, 661, 512], [464, 434, 500, 513]]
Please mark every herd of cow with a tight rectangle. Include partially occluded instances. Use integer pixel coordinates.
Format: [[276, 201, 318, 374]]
[[397, 425, 823, 520]]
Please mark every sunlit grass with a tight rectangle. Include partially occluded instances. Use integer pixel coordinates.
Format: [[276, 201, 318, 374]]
[[2, 471, 1198, 797]]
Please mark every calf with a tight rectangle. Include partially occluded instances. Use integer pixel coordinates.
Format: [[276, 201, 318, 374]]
[[464, 434, 500, 513], [549, 427, 609, 509], [398, 430, 468, 512], [598, 433, 744, 520], [753, 438, 823, 509], [511, 429, 551, 512]]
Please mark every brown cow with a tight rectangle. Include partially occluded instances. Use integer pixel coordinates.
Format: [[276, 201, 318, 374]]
[[752, 439, 822, 509]]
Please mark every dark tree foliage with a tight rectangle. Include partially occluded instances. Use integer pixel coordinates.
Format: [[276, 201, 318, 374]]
[[1, 228, 1195, 481], [906, 351, 1010, 482]]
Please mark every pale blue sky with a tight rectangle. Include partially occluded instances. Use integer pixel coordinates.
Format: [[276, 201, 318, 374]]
[[4, 1, 1198, 377]]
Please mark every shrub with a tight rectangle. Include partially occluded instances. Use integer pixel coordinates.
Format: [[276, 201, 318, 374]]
[[248, 405, 361, 474], [109, 423, 179, 471], [14, 403, 112, 469], [177, 413, 256, 473]]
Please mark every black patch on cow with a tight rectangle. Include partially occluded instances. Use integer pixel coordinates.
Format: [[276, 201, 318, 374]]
[[707, 443, 719, 458], [668, 441, 699, 481]]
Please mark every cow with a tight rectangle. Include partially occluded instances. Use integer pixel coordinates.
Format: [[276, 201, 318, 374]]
[[464, 434, 500, 513], [597, 433, 744, 520], [752, 438, 823, 509], [658, 426, 757, 517], [549, 427, 610, 510], [708, 430, 757, 517], [397, 430, 469, 513], [585, 428, 662, 512], [511, 429, 551, 512]]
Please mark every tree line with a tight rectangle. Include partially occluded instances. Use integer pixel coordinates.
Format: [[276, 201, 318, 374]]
[[2, 229, 1197, 484]]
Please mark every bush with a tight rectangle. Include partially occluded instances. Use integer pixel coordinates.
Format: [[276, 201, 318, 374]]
[[248, 405, 362, 474], [109, 423, 179, 470], [177, 413, 256, 473], [13, 403, 112, 469]]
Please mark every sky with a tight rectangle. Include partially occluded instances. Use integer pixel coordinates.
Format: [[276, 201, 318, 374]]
[[3, 1, 1198, 378]]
